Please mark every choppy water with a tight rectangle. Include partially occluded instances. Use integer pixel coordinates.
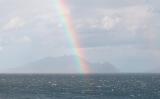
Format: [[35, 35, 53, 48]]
[[0, 74, 160, 99]]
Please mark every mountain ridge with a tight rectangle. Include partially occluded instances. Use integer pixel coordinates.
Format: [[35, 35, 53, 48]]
[[6, 55, 119, 73]]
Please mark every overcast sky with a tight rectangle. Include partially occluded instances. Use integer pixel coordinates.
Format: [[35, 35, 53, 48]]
[[0, 0, 160, 72]]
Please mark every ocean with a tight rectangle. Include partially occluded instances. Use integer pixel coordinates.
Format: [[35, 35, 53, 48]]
[[0, 74, 160, 99]]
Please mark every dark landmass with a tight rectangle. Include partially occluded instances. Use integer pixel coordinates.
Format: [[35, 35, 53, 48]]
[[6, 55, 118, 73]]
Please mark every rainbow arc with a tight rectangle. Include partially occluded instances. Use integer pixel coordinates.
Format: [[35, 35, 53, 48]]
[[54, 0, 90, 74]]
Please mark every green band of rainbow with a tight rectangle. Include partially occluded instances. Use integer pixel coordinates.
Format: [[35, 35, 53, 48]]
[[54, 0, 90, 74]]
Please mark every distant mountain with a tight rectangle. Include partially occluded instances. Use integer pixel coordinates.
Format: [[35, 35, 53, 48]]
[[7, 55, 118, 73], [150, 66, 160, 73]]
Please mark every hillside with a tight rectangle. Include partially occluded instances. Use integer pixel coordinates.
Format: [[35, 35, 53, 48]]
[[7, 55, 118, 73]]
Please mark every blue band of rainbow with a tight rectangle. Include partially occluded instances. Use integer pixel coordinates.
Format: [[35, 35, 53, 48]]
[[54, 0, 90, 74]]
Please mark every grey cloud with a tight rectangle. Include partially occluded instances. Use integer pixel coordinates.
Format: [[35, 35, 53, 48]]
[[69, 0, 147, 9], [0, 0, 160, 72]]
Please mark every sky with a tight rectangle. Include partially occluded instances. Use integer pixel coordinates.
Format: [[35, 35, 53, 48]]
[[0, 0, 160, 72]]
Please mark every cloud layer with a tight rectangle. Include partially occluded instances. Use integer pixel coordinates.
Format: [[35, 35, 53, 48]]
[[0, 0, 160, 72]]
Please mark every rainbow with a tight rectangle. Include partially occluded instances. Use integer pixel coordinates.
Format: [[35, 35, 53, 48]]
[[54, 0, 90, 74]]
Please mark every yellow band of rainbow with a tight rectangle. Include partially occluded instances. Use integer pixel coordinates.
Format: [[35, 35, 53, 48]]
[[54, 0, 90, 74]]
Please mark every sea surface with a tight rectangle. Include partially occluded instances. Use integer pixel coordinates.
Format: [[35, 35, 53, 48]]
[[0, 74, 160, 99]]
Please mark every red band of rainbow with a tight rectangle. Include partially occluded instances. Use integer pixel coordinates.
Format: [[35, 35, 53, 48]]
[[54, 0, 90, 74]]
